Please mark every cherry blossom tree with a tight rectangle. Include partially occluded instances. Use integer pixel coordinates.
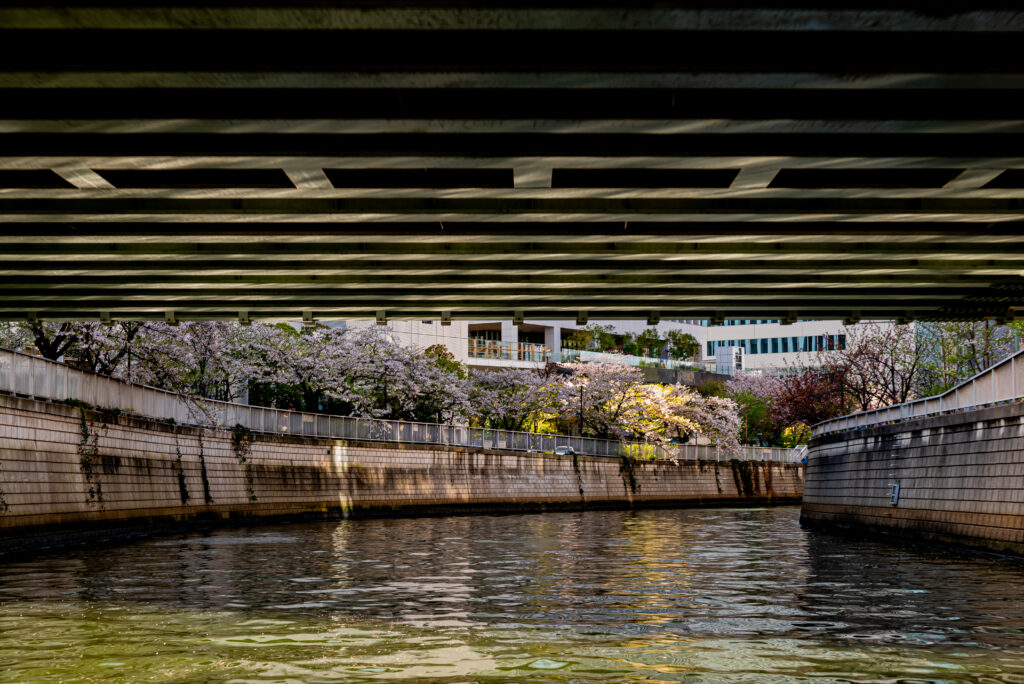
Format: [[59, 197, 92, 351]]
[[818, 321, 924, 411], [328, 327, 471, 423], [13, 321, 143, 375], [470, 367, 553, 431], [637, 383, 741, 453], [0, 322, 36, 354], [557, 362, 647, 439], [240, 322, 359, 413], [771, 368, 847, 440], [130, 321, 251, 401]]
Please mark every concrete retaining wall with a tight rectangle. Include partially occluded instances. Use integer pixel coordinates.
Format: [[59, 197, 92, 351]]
[[0, 395, 803, 552], [802, 402, 1024, 555]]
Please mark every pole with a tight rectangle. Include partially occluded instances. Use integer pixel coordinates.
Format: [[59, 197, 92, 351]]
[[579, 385, 584, 437]]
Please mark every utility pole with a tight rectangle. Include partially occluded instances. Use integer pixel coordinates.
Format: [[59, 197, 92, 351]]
[[579, 385, 584, 437]]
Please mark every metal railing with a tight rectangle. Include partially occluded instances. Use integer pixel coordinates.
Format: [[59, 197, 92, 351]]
[[813, 347, 1024, 437], [553, 349, 715, 372], [467, 339, 550, 362], [0, 347, 803, 463]]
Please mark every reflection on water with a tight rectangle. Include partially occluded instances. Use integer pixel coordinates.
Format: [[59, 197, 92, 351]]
[[2, 507, 1024, 682]]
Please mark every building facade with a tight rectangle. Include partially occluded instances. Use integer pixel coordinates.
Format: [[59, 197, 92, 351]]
[[335, 317, 881, 376]]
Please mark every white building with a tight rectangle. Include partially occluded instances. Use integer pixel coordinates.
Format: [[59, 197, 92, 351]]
[[333, 317, 881, 376]]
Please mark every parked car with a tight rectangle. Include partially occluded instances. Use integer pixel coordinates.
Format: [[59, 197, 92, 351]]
[[553, 446, 576, 456]]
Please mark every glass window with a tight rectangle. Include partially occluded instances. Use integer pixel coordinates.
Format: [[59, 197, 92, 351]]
[[761, 339, 769, 354], [749, 338, 758, 354], [707, 342, 713, 356], [781, 337, 789, 353], [838, 334, 847, 350], [771, 337, 779, 354]]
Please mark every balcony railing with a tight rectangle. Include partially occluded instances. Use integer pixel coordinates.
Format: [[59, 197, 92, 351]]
[[0, 347, 803, 463], [467, 339, 550, 362]]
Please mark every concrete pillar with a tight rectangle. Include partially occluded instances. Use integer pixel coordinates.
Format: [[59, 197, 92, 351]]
[[500, 320, 517, 343], [544, 326, 561, 357]]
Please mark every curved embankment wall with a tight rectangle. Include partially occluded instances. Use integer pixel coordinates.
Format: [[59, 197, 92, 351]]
[[0, 395, 803, 553], [802, 402, 1024, 555]]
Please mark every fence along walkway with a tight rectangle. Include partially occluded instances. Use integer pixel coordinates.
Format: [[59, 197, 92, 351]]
[[813, 347, 1024, 437], [0, 347, 800, 463]]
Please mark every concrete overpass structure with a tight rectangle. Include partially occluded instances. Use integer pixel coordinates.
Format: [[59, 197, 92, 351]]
[[1, 4, 1023, 322]]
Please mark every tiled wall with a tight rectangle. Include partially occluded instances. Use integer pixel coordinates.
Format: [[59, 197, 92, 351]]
[[0, 395, 803, 549], [802, 402, 1024, 555]]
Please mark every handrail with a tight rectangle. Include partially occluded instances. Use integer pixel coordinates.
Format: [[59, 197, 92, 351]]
[[812, 346, 1024, 437], [0, 347, 804, 463]]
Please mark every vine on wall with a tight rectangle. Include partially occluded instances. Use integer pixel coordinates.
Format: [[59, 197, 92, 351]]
[[66, 399, 104, 506], [230, 424, 257, 502], [196, 429, 213, 504], [171, 428, 191, 505], [619, 454, 641, 495]]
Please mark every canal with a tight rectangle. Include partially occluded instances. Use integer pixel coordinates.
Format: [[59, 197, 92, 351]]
[[2, 507, 1023, 682]]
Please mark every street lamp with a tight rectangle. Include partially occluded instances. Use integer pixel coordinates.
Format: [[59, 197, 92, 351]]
[[579, 384, 584, 437]]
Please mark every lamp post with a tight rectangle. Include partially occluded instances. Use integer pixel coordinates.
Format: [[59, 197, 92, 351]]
[[579, 384, 584, 437]]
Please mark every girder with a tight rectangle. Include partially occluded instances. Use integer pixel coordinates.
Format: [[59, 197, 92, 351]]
[[1, 3, 1023, 321]]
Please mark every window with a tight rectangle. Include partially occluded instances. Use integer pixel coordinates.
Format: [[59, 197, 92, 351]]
[[781, 337, 789, 353], [707, 342, 714, 356], [771, 337, 779, 354], [838, 334, 847, 350], [749, 338, 758, 354], [760, 339, 769, 354]]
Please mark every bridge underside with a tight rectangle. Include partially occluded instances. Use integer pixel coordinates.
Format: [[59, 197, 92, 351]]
[[2, 4, 1023, 322]]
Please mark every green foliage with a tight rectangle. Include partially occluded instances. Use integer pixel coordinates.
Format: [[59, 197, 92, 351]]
[[730, 389, 784, 447], [620, 332, 639, 356], [695, 380, 729, 398], [72, 403, 103, 506], [618, 454, 641, 494], [247, 380, 305, 411], [917, 321, 1022, 396], [63, 398, 94, 411], [565, 324, 617, 352], [230, 424, 257, 502], [779, 425, 810, 447], [634, 328, 665, 357], [665, 331, 700, 360], [425, 344, 467, 379]]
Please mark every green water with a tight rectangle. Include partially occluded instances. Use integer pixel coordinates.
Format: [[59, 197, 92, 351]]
[[2, 507, 1023, 682]]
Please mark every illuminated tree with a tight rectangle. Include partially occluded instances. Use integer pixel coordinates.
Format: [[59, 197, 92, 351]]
[[470, 367, 552, 431]]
